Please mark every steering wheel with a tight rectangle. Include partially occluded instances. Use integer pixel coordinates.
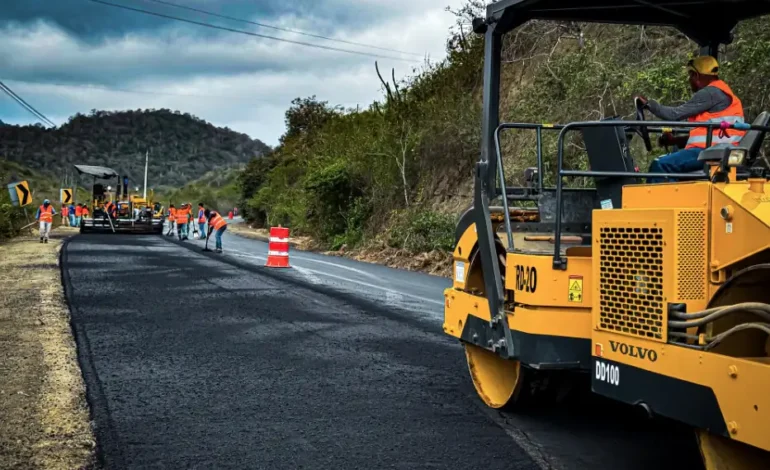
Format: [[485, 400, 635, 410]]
[[632, 97, 653, 152]]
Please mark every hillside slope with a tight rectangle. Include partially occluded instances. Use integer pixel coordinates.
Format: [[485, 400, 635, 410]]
[[0, 109, 270, 190], [237, 3, 770, 259]]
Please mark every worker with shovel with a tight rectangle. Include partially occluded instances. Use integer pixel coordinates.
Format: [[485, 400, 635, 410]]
[[166, 204, 176, 236], [196, 203, 207, 240], [176, 203, 191, 240], [205, 209, 227, 253], [35, 199, 56, 243]]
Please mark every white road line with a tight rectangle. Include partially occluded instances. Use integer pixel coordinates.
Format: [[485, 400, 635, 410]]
[[231, 247, 378, 279], [385, 290, 405, 305], [226, 249, 443, 307], [292, 265, 322, 284], [289, 255, 379, 279], [291, 265, 444, 307]]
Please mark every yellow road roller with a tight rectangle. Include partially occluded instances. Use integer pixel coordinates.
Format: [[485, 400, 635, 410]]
[[443, 1, 770, 468]]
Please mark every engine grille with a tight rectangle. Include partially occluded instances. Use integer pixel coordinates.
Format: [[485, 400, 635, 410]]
[[598, 225, 664, 340], [676, 211, 707, 300]]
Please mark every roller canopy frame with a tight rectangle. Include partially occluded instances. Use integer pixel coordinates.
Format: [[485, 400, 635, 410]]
[[486, 0, 770, 46], [470, 0, 770, 360], [73, 164, 119, 180]]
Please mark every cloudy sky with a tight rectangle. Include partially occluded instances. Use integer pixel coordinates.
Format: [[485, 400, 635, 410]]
[[0, 0, 467, 146]]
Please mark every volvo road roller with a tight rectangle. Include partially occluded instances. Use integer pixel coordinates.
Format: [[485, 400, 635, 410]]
[[443, 1, 770, 468]]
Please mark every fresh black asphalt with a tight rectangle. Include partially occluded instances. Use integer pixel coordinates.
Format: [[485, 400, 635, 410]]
[[63, 234, 703, 469]]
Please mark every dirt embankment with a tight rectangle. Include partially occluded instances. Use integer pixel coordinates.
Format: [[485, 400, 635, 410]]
[[228, 223, 453, 278], [0, 228, 96, 469]]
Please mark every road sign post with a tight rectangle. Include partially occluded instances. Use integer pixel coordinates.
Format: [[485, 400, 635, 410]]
[[7, 181, 32, 207], [61, 188, 73, 204]]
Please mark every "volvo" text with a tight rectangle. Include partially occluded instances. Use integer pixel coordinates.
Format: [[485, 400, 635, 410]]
[[609, 340, 658, 362]]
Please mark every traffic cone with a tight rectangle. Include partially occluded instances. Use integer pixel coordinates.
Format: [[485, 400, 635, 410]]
[[265, 226, 291, 268]]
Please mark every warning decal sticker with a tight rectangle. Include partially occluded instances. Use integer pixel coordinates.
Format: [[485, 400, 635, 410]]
[[568, 276, 583, 303]]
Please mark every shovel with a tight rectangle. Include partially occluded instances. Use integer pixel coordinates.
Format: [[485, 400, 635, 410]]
[[202, 227, 214, 252]]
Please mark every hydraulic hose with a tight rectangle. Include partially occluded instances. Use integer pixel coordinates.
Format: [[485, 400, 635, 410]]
[[702, 322, 770, 351], [668, 302, 770, 328]]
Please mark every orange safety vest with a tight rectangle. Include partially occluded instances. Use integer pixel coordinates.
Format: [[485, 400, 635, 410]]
[[82, 207, 90, 216], [105, 201, 116, 216], [168, 208, 176, 222], [209, 212, 227, 231], [39, 205, 54, 223], [686, 80, 746, 149], [62, 206, 69, 217], [75, 205, 83, 217], [198, 208, 206, 223], [177, 206, 190, 223]]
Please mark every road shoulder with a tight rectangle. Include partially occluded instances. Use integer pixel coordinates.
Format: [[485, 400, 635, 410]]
[[0, 229, 96, 469]]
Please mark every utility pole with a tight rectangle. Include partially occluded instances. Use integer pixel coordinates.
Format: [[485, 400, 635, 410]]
[[143, 149, 149, 200]]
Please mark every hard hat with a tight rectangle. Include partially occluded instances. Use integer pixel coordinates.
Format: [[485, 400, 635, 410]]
[[43, 199, 50, 205], [687, 56, 719, 75]]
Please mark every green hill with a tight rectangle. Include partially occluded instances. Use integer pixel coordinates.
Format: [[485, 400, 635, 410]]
[[238, 6, 770, 252], [0, 109, 270, 191]]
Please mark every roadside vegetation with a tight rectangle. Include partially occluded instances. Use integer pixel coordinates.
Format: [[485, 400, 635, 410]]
[[0, 161, 88, 241], [161, 165, 243, 214], [236, 1, 770, 269]]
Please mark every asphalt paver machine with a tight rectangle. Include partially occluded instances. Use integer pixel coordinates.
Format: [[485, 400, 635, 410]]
[[442, 1, 770, 468], [74, 164, 164, 234]]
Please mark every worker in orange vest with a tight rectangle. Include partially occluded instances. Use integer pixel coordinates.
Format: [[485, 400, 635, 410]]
[[196, 203, 207, 240], [74, 203, 83, 227], [636, 56, 745, 182], [176, 203, 191, 240], [61, 205, 69, 226], [166, 204, 176, 236], [105, 200, 117, 220], [81, 204, 90, 219], [35, 199, 57, 243], [205, 209, 227, 253]]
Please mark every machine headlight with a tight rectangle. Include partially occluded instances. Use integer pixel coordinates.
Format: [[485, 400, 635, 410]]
[[727, 149, 747, 167]]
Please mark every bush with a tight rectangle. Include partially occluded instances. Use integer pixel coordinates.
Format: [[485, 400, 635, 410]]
[[304, 160, 363, 242], [387, 209, 455, 253], [0, 193, 26, 240]]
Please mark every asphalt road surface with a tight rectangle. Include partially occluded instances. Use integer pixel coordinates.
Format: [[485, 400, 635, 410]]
[[63, 230, 704, 469]]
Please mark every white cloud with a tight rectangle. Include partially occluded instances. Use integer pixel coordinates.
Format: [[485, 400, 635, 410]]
[[0, 0, 466, 146]]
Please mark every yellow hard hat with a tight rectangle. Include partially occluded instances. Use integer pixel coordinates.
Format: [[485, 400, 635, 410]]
[[687, 56, 719, 75]]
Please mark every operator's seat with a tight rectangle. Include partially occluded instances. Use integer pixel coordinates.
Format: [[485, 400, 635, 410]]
[[697, 111, 770, 170], [580, 118, 638, 210]]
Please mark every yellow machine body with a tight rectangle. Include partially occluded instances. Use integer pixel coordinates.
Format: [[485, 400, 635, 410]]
[[444, 179, 770, 461]]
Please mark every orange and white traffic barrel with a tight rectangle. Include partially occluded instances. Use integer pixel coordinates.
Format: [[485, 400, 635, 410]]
[[265, 226, 290, 268]]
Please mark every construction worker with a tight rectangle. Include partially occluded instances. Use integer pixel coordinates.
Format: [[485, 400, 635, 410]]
[[69, 203, 77, 227], [636, 55, 745, 183], [166, 204, 176, 236], [81, 204, 90, 219], [35, 199, 56, 243], [177, 203, 191, 240], [205, 209, 227, 253], [61, 205, 69, 226], [105, 200, 118, 220], [197, 203, 207, 240]]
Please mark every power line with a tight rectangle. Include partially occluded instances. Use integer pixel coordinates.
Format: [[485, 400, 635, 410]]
[[0, 79, 56, 127], [88, 0, 420, 63], [5, 78, 257, 100], [139, 0, 424, 57], [0, 80, 54, 126]]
